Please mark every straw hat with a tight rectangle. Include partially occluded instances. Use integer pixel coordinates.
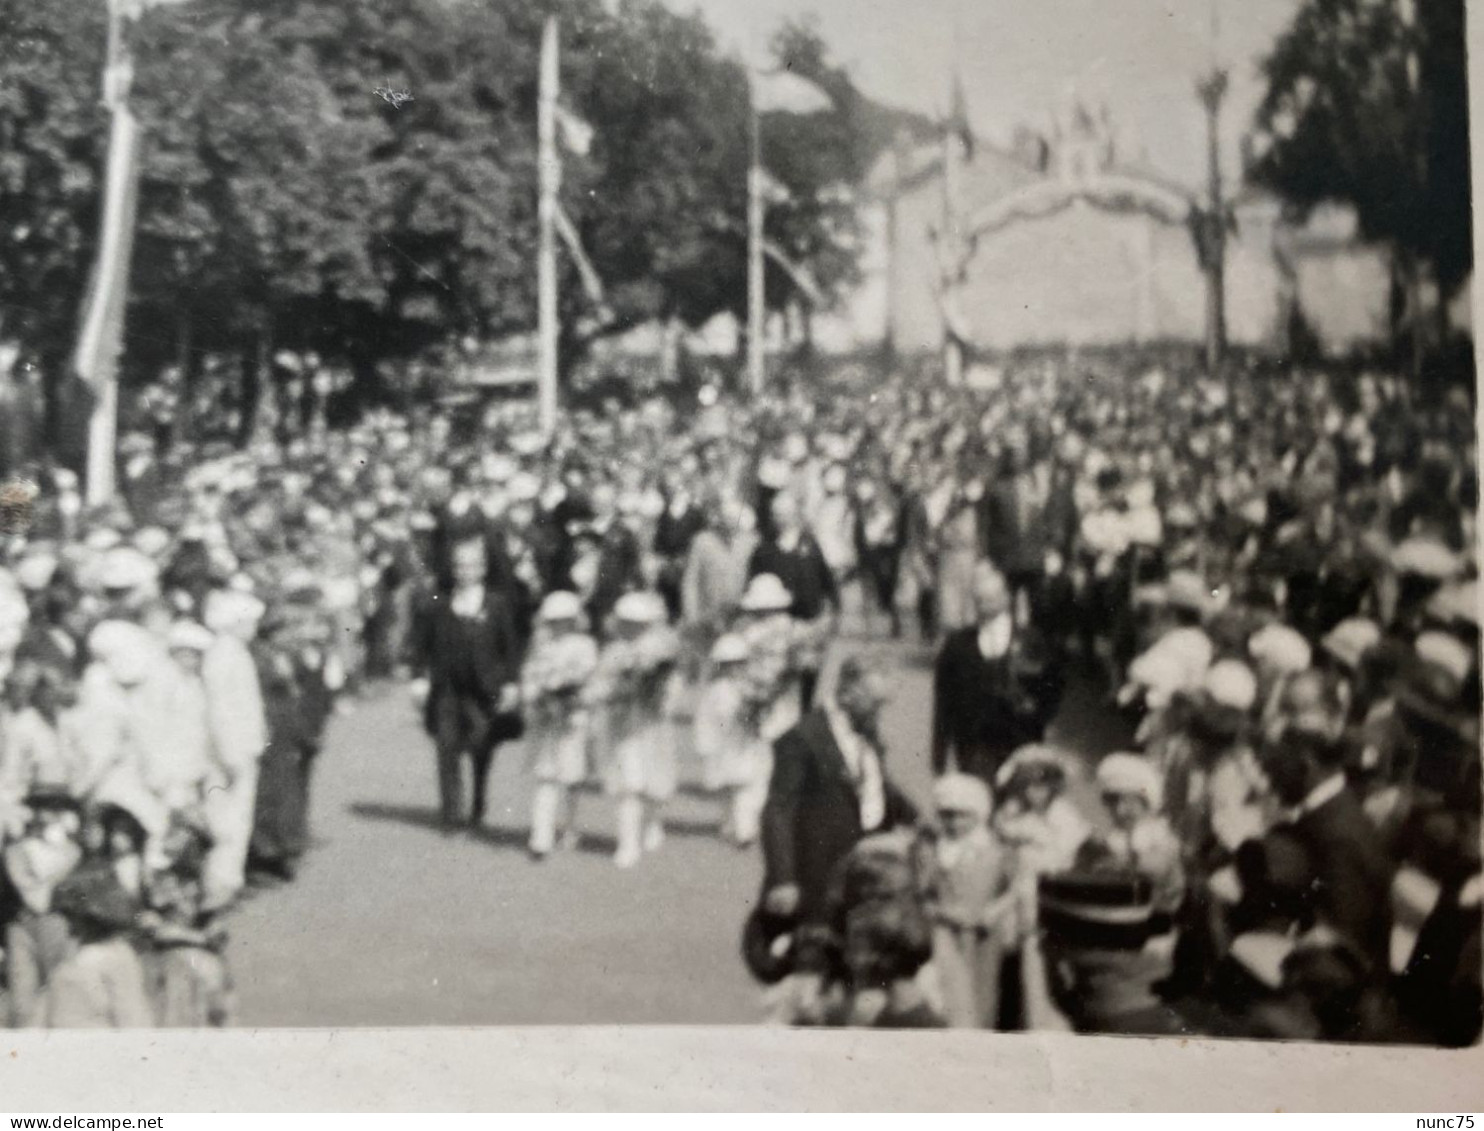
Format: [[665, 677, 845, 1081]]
[[740, 573, 793, 613]]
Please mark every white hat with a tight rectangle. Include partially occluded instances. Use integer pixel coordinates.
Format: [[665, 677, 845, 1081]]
[[1129, 627, 1213, 709], [1415, 631, 1474, 685], [0, 585, 29, 632], [709, 633, 750, 665], [739, 573, 793, 613], [88, 620, 163, 686], [1321, 618, 1382, 672], [1165, 570, 1210, 614], [83, 527, 124, 553], [1249, 623, 1312, 675], [203, 589, 266, 634], [1427, 580, 1480, 628], [1203, 659, 1258, 712], [756, 457, 790, 491], [538, 590, 584, 623], [1392, 538, 1463, 581], [166, 620, 215, 653], [613, 591, 666, 625], [14, 550, 58, 593], [1095, 753, 1164, 810], [98, 547, 158, 592], [508, 472, 542, 503], [132, 526, 173, 559], [508, 432, 546, 457], [933, 773, 992, 820]]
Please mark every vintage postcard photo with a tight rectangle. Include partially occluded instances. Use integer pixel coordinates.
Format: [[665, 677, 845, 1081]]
[[0, 0, 1477, 1056]]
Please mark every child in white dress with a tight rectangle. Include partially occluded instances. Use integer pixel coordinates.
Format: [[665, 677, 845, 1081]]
[[587, 592, 683, 869], [521, 592, 600, 859], [693, 633, 758, 846]]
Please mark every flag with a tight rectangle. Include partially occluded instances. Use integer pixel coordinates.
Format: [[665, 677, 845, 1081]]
[[753, 166, 792, 205], [752, 68, 833, 115], [556, 104, 594, 156], [948, 70, 975, 161], [73, 103, 143, 392]]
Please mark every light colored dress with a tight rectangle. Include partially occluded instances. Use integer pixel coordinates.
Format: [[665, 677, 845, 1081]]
[[522, 632, 600, 787], [201, 636, 268, 909], [589, 630, 684, 801]]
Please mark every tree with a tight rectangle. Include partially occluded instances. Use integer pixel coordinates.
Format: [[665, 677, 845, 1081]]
[[0, 0, 110, 445], [1250, 0, 1472, 351], [1, 0, 898, 434]]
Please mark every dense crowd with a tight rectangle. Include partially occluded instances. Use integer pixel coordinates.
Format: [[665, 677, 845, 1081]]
[[0, 352, 1477, 1041]]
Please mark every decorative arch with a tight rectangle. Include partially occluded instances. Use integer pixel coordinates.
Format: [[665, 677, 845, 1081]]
[[964, 172, 1198, 242]]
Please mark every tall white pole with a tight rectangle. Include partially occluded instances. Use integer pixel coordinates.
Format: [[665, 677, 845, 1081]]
[[83, 0, 136, 505], [537, 15, 560, 436], [747, 84, 766, 397], [941, 118, 965, 387]]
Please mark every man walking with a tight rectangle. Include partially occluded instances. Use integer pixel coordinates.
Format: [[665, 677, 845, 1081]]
[[931, 563, 1063, 785], [761, 655, 918, 964], [412, 535, 525, 832]]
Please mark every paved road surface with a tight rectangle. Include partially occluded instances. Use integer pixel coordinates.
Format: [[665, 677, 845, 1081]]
[[228, 641, 1119, 1026]]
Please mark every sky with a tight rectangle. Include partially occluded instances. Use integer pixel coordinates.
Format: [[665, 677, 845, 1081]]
[[658, 0, 1303, 190]]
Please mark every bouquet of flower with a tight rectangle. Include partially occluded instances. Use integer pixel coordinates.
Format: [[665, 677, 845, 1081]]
[[522, 634, 599, 728]]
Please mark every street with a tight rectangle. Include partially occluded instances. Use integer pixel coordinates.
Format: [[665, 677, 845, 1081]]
[[227, 640, 1119, 1027]]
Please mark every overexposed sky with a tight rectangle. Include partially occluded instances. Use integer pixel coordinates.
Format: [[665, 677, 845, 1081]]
[[661, 0, 1302, 189]]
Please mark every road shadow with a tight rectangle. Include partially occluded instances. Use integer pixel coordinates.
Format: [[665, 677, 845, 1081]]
[[348, 800, 532, 852]]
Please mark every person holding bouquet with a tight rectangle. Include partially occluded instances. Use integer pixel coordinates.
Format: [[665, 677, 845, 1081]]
[[586, 592, 683, 869], [521, 591, 600, 859]]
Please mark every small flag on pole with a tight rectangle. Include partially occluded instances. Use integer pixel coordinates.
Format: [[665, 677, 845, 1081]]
[[556, 105, 594, 156]]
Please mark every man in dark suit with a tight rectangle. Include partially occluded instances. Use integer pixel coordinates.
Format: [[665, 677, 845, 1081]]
[[1254, 718, 1396, 974], [981, 445, 1077, 630], [748, 492, 839, 709], [931, 563, 1063, 785], [761, 655, 919, 966], [411, 535, 525, 832]]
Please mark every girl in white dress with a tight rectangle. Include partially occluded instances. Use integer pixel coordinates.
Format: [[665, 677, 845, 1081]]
[[521, 591, 599, 859]]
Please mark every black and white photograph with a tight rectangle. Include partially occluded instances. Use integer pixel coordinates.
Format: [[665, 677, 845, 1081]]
[[0, 0, 1479, 1054]]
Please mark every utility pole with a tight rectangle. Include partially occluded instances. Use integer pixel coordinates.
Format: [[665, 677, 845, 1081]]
[[1197, 0, 1228, 375], [747, 79, 767, 397], [79, 0, 147, 504], [1197, 71, 1228, 375], [537, 15, 560, 436]]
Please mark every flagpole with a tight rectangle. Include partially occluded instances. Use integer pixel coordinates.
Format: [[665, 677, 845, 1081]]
[[941, 109, 965, 387], [537, 15, 560, 436], [82, 0, 140, 505], [747, 76, 766, 397]]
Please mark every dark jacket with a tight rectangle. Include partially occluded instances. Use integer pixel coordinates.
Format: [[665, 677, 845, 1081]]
[[981, 470, 1076, 576], [930, 626, 1063, 781], [412, 588, 524, 729], [761, 710, 918, 935], [747, 535, 840, 622], [1293, 786, 1396, 973]]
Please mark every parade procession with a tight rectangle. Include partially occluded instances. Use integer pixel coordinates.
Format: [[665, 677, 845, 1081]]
[[0, 0, 1478, 1046]]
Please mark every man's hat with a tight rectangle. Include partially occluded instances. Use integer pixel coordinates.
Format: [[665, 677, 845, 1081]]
[[709, 633, 749, 665], [1096, 752, 1164, 810], [740, 573, 793, 613], [538, 590, 584, 623], [933, 773, 992, 821], [1320, 618, 1383, 673], [612, 591, 666, 625], [1249, 623, 1313, 675]]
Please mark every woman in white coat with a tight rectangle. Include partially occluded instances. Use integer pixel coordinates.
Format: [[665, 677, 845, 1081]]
[[200, 589, 268, 911]]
